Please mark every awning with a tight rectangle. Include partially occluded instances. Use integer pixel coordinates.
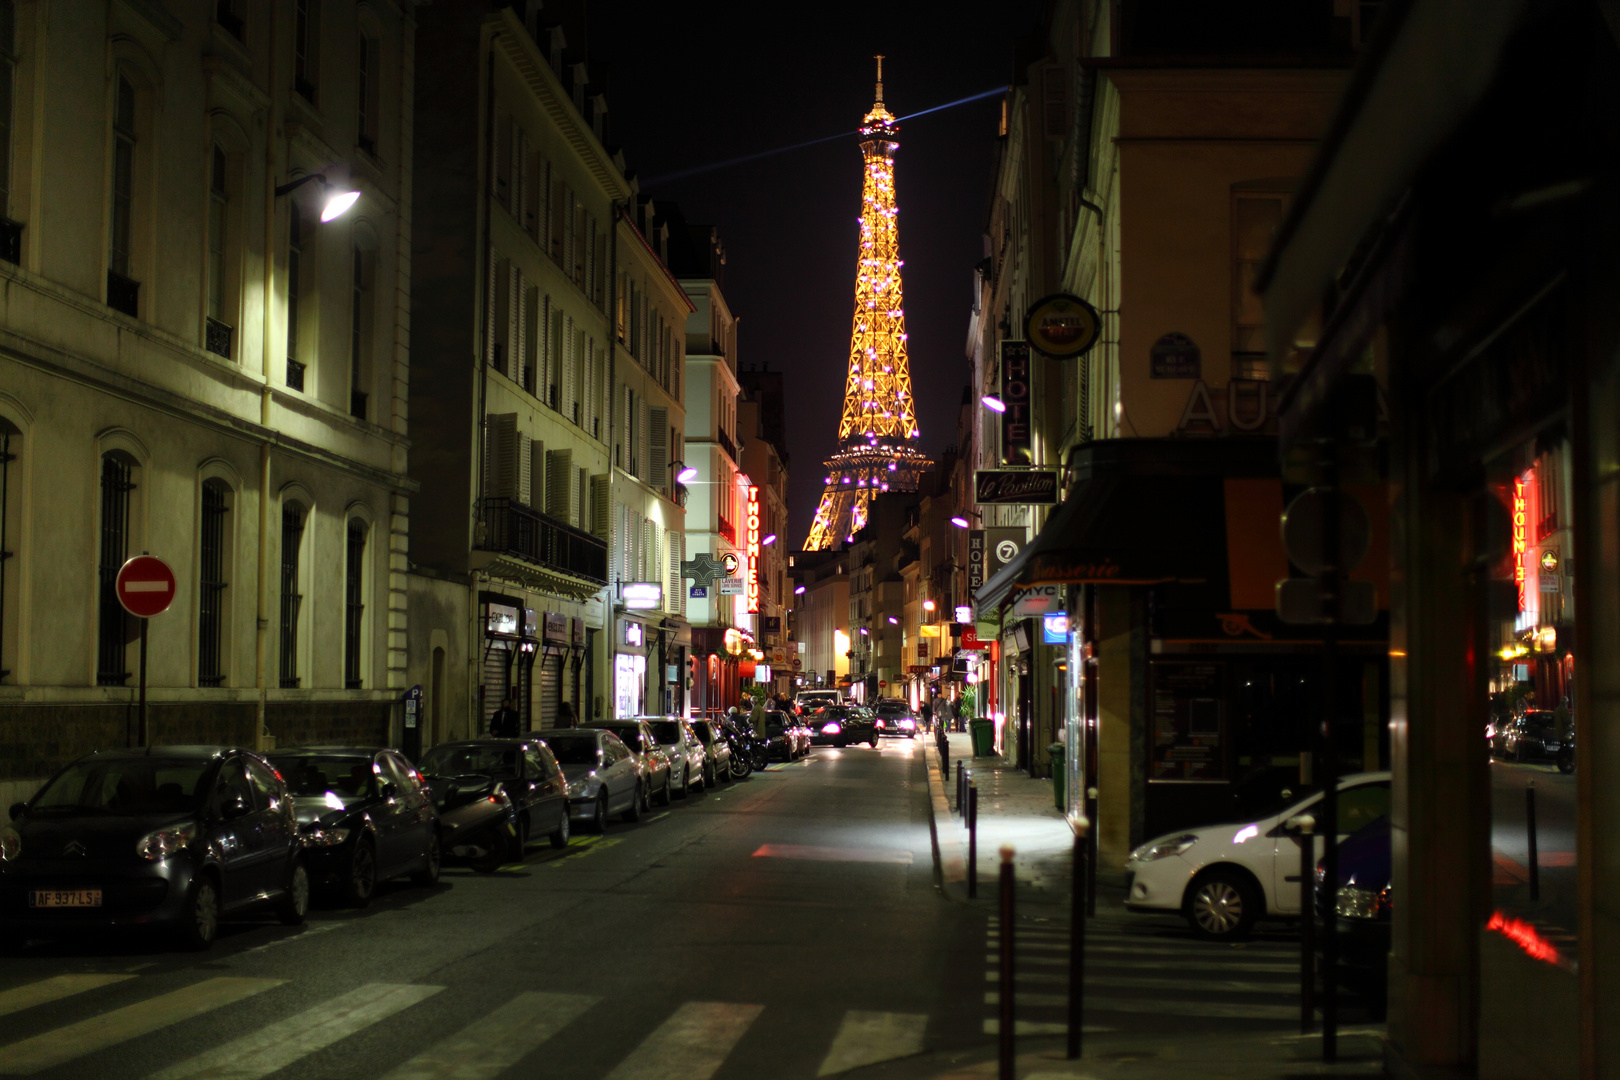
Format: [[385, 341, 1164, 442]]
[[974, 438, 1279, 612]]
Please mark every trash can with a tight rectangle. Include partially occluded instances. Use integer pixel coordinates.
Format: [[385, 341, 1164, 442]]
[[970, 717, 995, 757], [1048, 743, 1066, 810]]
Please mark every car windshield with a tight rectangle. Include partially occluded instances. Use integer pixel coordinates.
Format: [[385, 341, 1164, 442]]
[[32, 758, 211, 816], [271, 755, 375, 802], [602, 727, 644, 752], [418, 745, 521, 778], [544, 738, 601, 766], [650, 721, 682, 744]]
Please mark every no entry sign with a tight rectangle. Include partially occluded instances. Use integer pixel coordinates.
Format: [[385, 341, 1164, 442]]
[[115, 555, 176, 618]]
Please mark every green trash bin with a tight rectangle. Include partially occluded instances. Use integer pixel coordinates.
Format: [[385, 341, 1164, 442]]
[[1048, 743, 1066, 810], [970, 717, 995, 757]]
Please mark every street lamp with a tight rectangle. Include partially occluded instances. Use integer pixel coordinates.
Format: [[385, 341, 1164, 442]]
[[981, 395, 1006, 413], [274, 173, 361, 221], [950, 516, 971, 529], [672, 461, 698, 484], [794, 585, 806, 595], [922, 600, 936, 612], [762, 534, 777, 546]]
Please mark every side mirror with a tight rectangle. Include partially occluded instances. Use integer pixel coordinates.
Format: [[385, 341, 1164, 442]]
[[220, 792, 251, 821], [8, 801, 26, 821], [1284, 813, 1316, 835]]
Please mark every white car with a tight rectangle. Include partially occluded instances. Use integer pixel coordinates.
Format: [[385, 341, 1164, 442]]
[[1125, 772, 1392, 939], [637, 717, 707, 799]]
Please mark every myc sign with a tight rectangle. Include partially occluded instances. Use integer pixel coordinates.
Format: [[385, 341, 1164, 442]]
[[1010, 583, 1064, 618]]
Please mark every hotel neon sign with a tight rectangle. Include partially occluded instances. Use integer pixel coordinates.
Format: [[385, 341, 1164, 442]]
[[746, 485, 761, 615]]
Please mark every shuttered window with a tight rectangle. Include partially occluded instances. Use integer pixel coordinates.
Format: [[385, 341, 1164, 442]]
[[96, 454, 135, 686], [278, 502, 306, 688], [198, 480, 229, 687], [343, 520, 366, 689]]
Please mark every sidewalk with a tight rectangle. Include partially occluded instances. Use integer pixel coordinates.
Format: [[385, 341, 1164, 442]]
[[918, 731, 1387, 1080]]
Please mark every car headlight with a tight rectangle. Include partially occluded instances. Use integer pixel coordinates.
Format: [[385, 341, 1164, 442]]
[[1335, 884, 1391, 920], [300, 826, 352, 848], [568, 778, 601, 799], [899, 719, 915, 730], [0, 825, 20, 862], [1129, 834, 1198, 862], [136, 822, 199, 861]]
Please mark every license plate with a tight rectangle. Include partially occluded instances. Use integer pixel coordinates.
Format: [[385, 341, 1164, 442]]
[[30, 889, 102, 909]]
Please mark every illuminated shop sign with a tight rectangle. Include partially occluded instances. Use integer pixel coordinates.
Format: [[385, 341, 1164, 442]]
[[1513, 477, 1527, 613], [746, 485, 761, 614], [622, 582, 663, 610]]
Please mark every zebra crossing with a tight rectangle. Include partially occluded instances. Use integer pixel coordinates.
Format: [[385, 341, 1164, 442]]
[[0, 972, 930, 1079], [982, 913, 1303, 1034]]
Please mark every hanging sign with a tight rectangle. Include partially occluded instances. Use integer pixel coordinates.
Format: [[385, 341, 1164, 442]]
[[1009, 583, 1064, 618], [718, 577, 744, 596], [975, 470, 1059, 504], [1024, 293, 1101, 358]]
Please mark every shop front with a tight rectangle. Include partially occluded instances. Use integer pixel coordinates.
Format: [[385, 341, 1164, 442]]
[[480, 596, 539, 733], [690, 626, 748, 721]]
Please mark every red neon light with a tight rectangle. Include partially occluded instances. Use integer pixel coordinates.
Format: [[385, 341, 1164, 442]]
[[1487, 910, 1563, 966], [746, 485, 761, 615], [1512, 478, 1527, 613]]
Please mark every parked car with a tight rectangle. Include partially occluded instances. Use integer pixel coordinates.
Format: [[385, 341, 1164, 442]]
[[267, 747, 440, 907], [583, 718, 674, 805], [1492, 710, 1565, 762], [794, 689, 842, 715], [1124, 771, 1392, 939], [807, 704, 879, 748], [761, 712, 797, 761], [1, 747, 309, 950], [417, 739, 569, 859], [639, 717, 706, 798], [873, 699, 918, 738], [1316, 815, 1392, 1019], [689, 720, 735, 785], [540, 728, 643, 830]]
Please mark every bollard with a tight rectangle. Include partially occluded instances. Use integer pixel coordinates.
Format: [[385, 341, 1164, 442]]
[[968, 783, 980, 899], [1526, 780, 1540, 902], [999, 845, 1016, 1080], [1293, 813, 1316, 1034], [1085, 786, 1099, 917], [939, 730, 949, 790], [956, 761, 965, 815], [1067, 817, 1090, 1060]]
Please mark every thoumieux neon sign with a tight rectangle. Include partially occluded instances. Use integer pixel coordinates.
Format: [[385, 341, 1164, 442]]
[[746, 485, 761, 615], [1513, 477, 1527, 613]]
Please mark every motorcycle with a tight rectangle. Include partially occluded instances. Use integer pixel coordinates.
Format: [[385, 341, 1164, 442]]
[[723, 721, 767, 776], [421, 772, 519, 873]]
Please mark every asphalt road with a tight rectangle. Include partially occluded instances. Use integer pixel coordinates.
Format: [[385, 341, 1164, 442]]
[[1490, 758, 1577, 934], [0, 739, 993, 1079]]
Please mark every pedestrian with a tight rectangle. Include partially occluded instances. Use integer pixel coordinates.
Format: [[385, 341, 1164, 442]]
[[750, 693, 767, 739], [557, 700, 576, 729], [489, 696, 520, 738], [920, 698, 933, 733]]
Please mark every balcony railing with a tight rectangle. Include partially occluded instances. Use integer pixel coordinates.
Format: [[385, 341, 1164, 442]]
[[481, 498, 608, 584], [716, 427, 736, 461], [205, 317, 234, 359], [717, 513, 735, 544]]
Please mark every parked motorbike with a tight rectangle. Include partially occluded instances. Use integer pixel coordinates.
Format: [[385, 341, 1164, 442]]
[[1557, 734, 1575, 774], [723, 722, 766, 776], [420, 772, 518, 873]]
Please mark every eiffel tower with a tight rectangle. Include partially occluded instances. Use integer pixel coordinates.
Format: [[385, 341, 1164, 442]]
[[803, 58, 932, 551]]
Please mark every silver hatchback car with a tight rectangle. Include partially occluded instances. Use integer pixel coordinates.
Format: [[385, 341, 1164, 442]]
[[635, 717, 707, 799]]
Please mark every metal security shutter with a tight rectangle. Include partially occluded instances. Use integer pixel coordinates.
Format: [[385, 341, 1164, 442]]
[[517, 647, 535, 731], [481, 639, 512, 734], [538, 651, 563, 729]]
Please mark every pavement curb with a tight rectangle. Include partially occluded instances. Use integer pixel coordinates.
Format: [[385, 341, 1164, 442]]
[[923, 741, 968, 902]]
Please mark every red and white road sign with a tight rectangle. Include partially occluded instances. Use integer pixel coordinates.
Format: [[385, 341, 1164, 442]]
[[115, 555, 176, 618]]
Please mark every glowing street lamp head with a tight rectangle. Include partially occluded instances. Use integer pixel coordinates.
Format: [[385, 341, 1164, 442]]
[[762, 534, 777, 546], [981, 395, 1006, 413], [676, 465, 699, 484], [795, 585, 806, 595], [321, 187, 362, 222], [950, 516, 970, 529], [922, 600, 935, 612]]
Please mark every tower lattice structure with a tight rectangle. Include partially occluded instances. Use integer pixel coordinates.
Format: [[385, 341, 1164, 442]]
[[803, 59, 932, 551]]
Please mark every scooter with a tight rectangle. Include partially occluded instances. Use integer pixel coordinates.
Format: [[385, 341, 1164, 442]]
[[421, 773, 520, 873]]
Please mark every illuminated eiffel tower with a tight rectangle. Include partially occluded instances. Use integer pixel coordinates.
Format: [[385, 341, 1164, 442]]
[[803, 58, 932, 551]]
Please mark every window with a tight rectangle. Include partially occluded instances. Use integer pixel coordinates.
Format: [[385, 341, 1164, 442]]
[[293, 0, 318, 103], [349, 244, 370, 419], [356, 32, 377, 155], [278, 502, 305, 688], [198, 480, 230, 687], [107, 75, 139, 317], [215, 1, 244, 40], [96, 453, 135, 685], [0, 419, 14, 680], [1232, 191, 1286, 381], [286, 211, 306, 390], [343, 519, 365, 689], [206, 146, 233, 359], [0, 0, 17, 257]]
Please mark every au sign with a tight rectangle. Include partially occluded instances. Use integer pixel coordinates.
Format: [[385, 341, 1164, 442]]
[[1176, 379, 1275, 434]]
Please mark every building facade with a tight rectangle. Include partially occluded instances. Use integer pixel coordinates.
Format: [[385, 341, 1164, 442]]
[[737, 363, 790, 695], [0, 0, 416, 805]]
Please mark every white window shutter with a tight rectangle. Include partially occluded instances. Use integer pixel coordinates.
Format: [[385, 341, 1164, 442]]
[[485, 247, 498, 367], [591, 474, 610, 539], [576, 467, 588, 531], [529, 439, 546, 509], [545, 448, 572, 520], [649, 408, 669, 492]]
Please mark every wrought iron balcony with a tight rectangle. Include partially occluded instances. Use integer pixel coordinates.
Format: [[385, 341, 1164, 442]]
[[716, 427, 736, 461], [205, 317, 234, 359], [481, 498, 607, 584]]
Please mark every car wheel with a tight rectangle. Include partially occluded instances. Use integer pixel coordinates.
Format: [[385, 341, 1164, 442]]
[[655, 774, 673, 805], [1186, 870, 1258, 940], [623, 782, 646, 823], [469, 825, 507, 873], [410, 832, 441, 886], [592, 792, 609, 833], [549, 811, 570, 849], [276, 861, 310, 926], [343, 840, 378, 908], [176, 875, 220, 951], [1558, 749, 1575, 774], [515, 814, 531, 855], [675, 768, 689, 798], [868, 737, 878, 748]]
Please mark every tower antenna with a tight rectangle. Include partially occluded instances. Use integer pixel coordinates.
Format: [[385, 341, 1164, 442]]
[[874, 55, 885, 104]]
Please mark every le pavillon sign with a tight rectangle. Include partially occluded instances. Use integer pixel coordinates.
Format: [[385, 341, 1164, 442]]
[[1000, 340, 1032, 465], [975, 469, 1059, 505], [1024, 294, 1101, 359]]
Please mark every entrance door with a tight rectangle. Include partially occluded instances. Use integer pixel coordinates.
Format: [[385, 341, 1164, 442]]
[[482, 640, 511, 736]]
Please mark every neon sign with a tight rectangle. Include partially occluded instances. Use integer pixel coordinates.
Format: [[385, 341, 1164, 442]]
[[746, 485, 761, 615], [1513, 478, 1527, 613]]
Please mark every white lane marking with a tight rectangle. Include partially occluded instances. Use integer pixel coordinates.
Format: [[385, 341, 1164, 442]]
[[379, 991, 598, 1080], [815, 1011, 927, 1076], [751, 844, 913, 865], [982, 1020, 1114, 1035], [604, 1001, 763, 1080], [646, 812, 670, 822], [236, 921, 344, 955], [986, 940, 1294, 957], [983, 970, 1293, 995], [0, 974, 134, 1018], [983, 991, 1297, 1020], [150, 983, 443, 1080], [985, 952, 1297, 971], [0, 977, 282, 1075]]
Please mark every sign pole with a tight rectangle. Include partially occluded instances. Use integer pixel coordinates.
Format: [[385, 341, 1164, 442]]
[[138, 616, 149, 747]]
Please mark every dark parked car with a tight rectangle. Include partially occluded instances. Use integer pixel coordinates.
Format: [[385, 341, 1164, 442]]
[[1317, 815, 1392, 1019], [1, 747, 309, 950], [417, 739, 569, 861], [1493, 710, 1565, 762], [807, 704, 878, 748], [267, 748, 440, 906], [583, 719, 674, 805], [540, 729, 643, 830]]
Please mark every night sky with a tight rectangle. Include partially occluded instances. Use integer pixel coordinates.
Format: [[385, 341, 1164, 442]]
[[589, 2, 1045, 546]]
